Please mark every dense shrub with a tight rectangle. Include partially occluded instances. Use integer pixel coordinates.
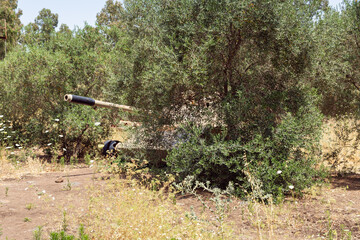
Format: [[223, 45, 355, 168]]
[[166, 87, 325, 199], [0, 26, 120, 159]]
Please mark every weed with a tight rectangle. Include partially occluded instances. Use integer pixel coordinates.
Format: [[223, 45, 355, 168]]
[[78, 224, 89, 240], [325, 210, 353, 240], [63, 178, 72, 191], [5, 187, 8, 197], [62, 210, 68, 232], [37, 190, 46, 196], [59, 157, 65, 166], [174, 176, 234, 238], [49, 224, 89, 240], [33, 226, 43, 240], [70, 157, 75, 165], [326, 210, 336, 239], [108, 156, 176, 193], [339, 224, 352, 240], [24, 217, 31, 222], [26, 203, 33, 210], [84, 154, 91, 165]]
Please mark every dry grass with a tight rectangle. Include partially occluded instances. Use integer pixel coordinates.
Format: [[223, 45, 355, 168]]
[[78, 178, 233, 240], [0, 148, 71, 180], [0, 149, 46, 179], [321, 117, 360, 174]]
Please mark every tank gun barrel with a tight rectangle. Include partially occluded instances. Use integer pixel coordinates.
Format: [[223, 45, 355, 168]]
[[64, 94, 134, 112]]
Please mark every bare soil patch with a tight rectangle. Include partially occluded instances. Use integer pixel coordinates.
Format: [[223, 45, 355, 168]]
[[0, 167, 99, 239], [0, 167, 359, 239]]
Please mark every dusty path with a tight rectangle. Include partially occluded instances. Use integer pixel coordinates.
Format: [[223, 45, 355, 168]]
[[1, 168, 360, 240], [0, 167, 99, 240]]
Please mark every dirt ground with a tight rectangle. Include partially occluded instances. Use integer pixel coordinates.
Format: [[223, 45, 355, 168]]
[[0, 167, 98, 240], [0, 166, 359, 240]]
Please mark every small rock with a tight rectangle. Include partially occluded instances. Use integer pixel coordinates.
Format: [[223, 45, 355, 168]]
[[55, 178, 64, 183]]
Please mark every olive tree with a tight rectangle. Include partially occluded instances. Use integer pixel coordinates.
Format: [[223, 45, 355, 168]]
[[111, 0, 326, 197], [312, 1, 360, 115], [0, 0, 22, 59], [0, 25, 119, 160]]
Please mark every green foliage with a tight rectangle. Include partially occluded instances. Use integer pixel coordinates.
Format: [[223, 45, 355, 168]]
[[0, 0, 346, 200], [312, 0, 360, 115], [34, 8, 58, 41], [21, 8, 59, 45], [0, 24, 122, 159], [49, 224, 89, 240], [166, 87, 325, 199], [33, 226, 43, 240], [118, 0, 325, 142], [96, 0, 124, 27], [0, 0, 22, 59], [109, 0, 328, 198]]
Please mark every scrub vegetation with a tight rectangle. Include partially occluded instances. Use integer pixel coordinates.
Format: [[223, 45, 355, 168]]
[[0, 0, 360, 239]]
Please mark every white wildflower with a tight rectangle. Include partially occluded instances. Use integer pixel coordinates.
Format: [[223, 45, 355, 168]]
[[0, 129, 3, 131], [0, 115, 3, 118], [15, 144, 20, 147], [52, 197, 55, 201], [94, 122, 101, 126], [59, 135, 63, 137], [7, 136, 11, 138], [277, 170, 282, 174], [54, 119, 60, 122], [8, 126, 12, 129], [42, 190, 46, 194], [38, 196, 41, 199], [47, 143, 52, 146], [63, 148, 66, 151], [289, 185, 294, 190], [25, 188, 28, 191], [90, 160, 94, 163], [5, 146, 12, 149], [45, 130, 49, 133], [10, 152, 15, 155], [18, 147, 23, 149]]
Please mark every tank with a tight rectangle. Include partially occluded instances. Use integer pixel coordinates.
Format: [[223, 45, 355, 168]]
[[64, 94, 168, 163]]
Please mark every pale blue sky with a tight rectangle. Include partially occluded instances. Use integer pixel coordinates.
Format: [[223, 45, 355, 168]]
[[330, 0, 344, 7], [18, 0, 110, 29], [18, 0, 345, 30]]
